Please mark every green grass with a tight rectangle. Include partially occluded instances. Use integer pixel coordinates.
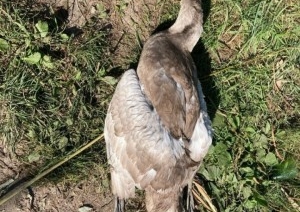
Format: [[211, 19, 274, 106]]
[[196, 0, 300, 211], [0, 0, 113, 178], [0, 0, 299, 211]]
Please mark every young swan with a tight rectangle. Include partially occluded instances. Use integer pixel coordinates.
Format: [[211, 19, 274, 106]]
[[104, 0, 212, 211]]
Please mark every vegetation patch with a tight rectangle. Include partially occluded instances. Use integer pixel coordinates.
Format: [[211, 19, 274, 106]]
[[197, 0, 300, 211], [0, 0, 299, 211], [0, 0, 113, 179]]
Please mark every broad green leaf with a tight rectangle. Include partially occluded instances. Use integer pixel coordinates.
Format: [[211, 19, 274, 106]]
[[60, 33, 69, 42], [212, 113, 226, 127], [253, 192, 268, 207], [228, 116, 237, 129], [200, 168, 213, 181], [75, 71, 82, 80], [0, 38, 9, 51], [101, 76, 117, 85], [264, 122, 271, 134], [254, 134, 268, 149], [22, 52, 41, 64], [242, 186, 253, 199], [97, 67, 106, 77], [208, 166, 222, 180], [28, 152, 40, 163], [256, 149, 266, 162], [25, 38, 31, 48], [240, 167, 254, 177], [264, 152, 278, 166], [35, 20, 48, 37], [213, 142, 232, 167], [42, 55, 54, 69], [27, 130, 36, 138], [245, 127, 256, 133], [244, 199, 257, 209], [273, 158, 298, 180]]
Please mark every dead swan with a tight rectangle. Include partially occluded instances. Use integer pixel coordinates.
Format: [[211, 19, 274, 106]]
[[104, 0, 212, 211]]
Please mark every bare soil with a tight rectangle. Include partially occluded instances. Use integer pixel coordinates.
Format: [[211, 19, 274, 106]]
[[0, 0, 175, 211]]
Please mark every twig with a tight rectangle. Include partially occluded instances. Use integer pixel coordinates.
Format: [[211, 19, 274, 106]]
[[271, 127, 284, 161], [193, 180, 218, 212], [281, 187, 300, 211], [192, 189, 211, 211], [0, 133, 104, 206]]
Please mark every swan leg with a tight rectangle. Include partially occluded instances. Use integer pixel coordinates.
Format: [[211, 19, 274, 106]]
[[187, 181, 194, 212], [114, 196, 125, 212]]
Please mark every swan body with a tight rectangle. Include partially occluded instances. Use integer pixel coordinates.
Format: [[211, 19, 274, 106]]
[[104, 0, 212, 211]]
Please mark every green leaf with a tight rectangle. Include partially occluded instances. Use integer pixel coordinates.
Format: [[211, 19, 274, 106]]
[[254, 134, 268, 149], [253, 192, 268, 207], [245, 127, 256, 133], [75, 71, 82, 80], [0, 38, 9, 51], [242, 186, 253, 199], [22, 52, 41, 64], [97, 67, 106, 77], [35, 20, 48, 37], [264, 122, 271, 134], [213, 142, 232, 167], [97, 3, 108, 19], [264, 152, 278, 166], [212, 113, 226, 127], [66, 118, 73, 126], [244, 199, 257, 209], [42, 55, 54, 69], [228, 116, 237, 129], [28, 152, 40, 163], [200, 166, 222, 181], [240, 167, 254, 177], [273, 158, 298, 180], [27, 130, 36, 138], [25, 38, 31, 48], [256, 149, 266, 162], [101, 76, 117, 85], [60, 33, 69, 42], [58, 136, 68, 150]]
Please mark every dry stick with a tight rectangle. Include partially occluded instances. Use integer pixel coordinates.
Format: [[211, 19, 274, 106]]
[[192, 189, 212, 211], [0, 134, 104, 206], [271, 127, 284, 161], [193, 180, 218, 212], [281, 187, 300, 211]]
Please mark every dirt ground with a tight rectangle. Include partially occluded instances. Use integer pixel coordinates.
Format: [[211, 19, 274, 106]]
[[0, 0, 172, 211]]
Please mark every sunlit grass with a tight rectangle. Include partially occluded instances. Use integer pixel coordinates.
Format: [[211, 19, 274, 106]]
[[0, 0, 113, 176], [197, 0, 300, 211], [0, 0, 299, 211]]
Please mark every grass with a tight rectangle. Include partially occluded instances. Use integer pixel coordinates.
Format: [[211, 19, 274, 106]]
[[0, 0, 299, 211], [196, 0, 300, 211], [0, 0, 113, 179]]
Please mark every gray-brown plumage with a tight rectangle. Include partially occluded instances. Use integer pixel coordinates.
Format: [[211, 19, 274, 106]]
[[104, 0, 212, 211]]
